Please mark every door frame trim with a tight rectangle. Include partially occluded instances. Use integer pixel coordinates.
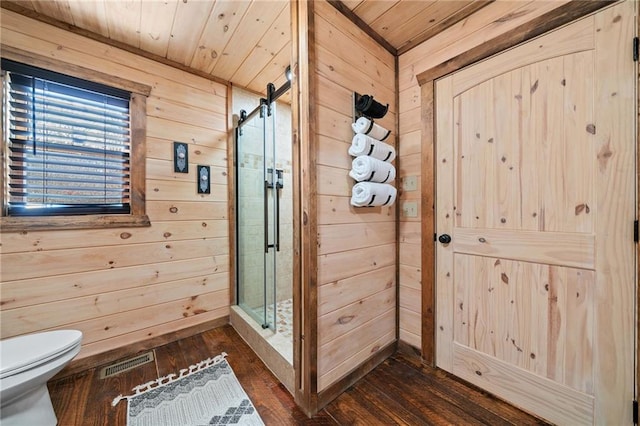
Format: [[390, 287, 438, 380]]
[[417, 0, 621, 367], [291, 0, 318, 415]]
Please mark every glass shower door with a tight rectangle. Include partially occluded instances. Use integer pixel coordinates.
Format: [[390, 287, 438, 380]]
[[236, 103, 277, 330]]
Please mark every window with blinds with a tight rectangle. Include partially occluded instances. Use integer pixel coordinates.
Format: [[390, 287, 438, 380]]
[[2, 59, 132, 216]]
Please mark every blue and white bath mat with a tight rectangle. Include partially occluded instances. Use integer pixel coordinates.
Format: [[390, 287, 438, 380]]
[[112, 353, 264, 425]]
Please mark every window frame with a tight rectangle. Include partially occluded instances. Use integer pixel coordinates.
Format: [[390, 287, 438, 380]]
[[0, 46, 151, 232]]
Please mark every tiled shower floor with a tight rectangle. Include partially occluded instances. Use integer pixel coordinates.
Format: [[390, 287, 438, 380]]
[[264, 298, 293, 340]]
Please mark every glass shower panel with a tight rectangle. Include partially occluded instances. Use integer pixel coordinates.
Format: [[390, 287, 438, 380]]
[[237, 104, 277, 330], [237, 108, 266, 327]]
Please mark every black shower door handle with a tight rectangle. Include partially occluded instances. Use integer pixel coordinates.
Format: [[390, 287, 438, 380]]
[[264, 179, 270, 253], [264, 168, 281, 252], [275, 183, 280, 251]]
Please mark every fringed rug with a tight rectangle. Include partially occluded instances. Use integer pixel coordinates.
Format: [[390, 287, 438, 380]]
[[112, 353, 264, 426]]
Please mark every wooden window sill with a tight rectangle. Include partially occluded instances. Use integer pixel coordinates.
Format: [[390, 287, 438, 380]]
[[0, 214, 151, 233]]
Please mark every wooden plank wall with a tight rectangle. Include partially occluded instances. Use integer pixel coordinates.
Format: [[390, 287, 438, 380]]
[[0, 10, 230, 361], [397, 0, 572, 352], [313, 1, 397, 392]]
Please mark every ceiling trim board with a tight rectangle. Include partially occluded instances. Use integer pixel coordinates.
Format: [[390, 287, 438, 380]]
[[326, 0, 397, 56]]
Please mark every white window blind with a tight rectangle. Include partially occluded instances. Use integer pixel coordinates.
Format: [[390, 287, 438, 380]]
[[2, 59, 132, 216]]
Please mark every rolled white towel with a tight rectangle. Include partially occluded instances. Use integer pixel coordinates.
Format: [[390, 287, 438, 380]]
[[351, 182, 397, 207], [349, 156, 396, 183], [349, 133, 396, 162], [351, 116, 391, 141]]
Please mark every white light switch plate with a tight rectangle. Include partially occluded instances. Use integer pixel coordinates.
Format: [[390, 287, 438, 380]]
[[402, 176, 417, 191], [402, 201, 418, 218]]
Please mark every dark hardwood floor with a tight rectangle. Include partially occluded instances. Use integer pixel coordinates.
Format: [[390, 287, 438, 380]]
[[48, 325, 547, 425]]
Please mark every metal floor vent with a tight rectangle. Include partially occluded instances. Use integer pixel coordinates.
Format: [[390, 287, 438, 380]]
[[100, 351, 155, 379]]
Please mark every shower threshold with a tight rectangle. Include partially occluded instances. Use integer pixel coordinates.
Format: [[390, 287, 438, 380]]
[[230, 305, 294, 394]]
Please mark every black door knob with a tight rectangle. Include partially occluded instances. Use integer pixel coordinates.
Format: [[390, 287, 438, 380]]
[[438, 234, 452, 244]]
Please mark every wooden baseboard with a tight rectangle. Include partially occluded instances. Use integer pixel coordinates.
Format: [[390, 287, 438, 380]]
[[316, 340, 397, 411], [397, 339, 422, 360], [53, 316, 229, 380]]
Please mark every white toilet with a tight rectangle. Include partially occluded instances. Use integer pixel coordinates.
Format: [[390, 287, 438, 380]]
[[0, 330, 82, 426]]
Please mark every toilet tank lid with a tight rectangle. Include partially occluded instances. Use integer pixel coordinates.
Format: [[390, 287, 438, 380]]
[[0, 330, 82, 379]]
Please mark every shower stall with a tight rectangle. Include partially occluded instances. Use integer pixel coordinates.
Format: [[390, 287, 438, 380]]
[[232, 78, 293, 373]]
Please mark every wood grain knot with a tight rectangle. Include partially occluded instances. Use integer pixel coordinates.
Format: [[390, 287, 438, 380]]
[[597, 143, 613, 171], [169, 206, 179, 213], [338, 315, 355, 325], [478, 237, 486, 243], [120, 232, 132, 239], [511, 339, 523, 352], [574, 203, 590, 215]]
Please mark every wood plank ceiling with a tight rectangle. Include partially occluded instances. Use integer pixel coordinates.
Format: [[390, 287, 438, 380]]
[[1, 0, 486, 97]]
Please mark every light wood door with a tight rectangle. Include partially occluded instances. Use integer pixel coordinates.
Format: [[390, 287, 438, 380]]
[[434, 2, 636, 424]]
